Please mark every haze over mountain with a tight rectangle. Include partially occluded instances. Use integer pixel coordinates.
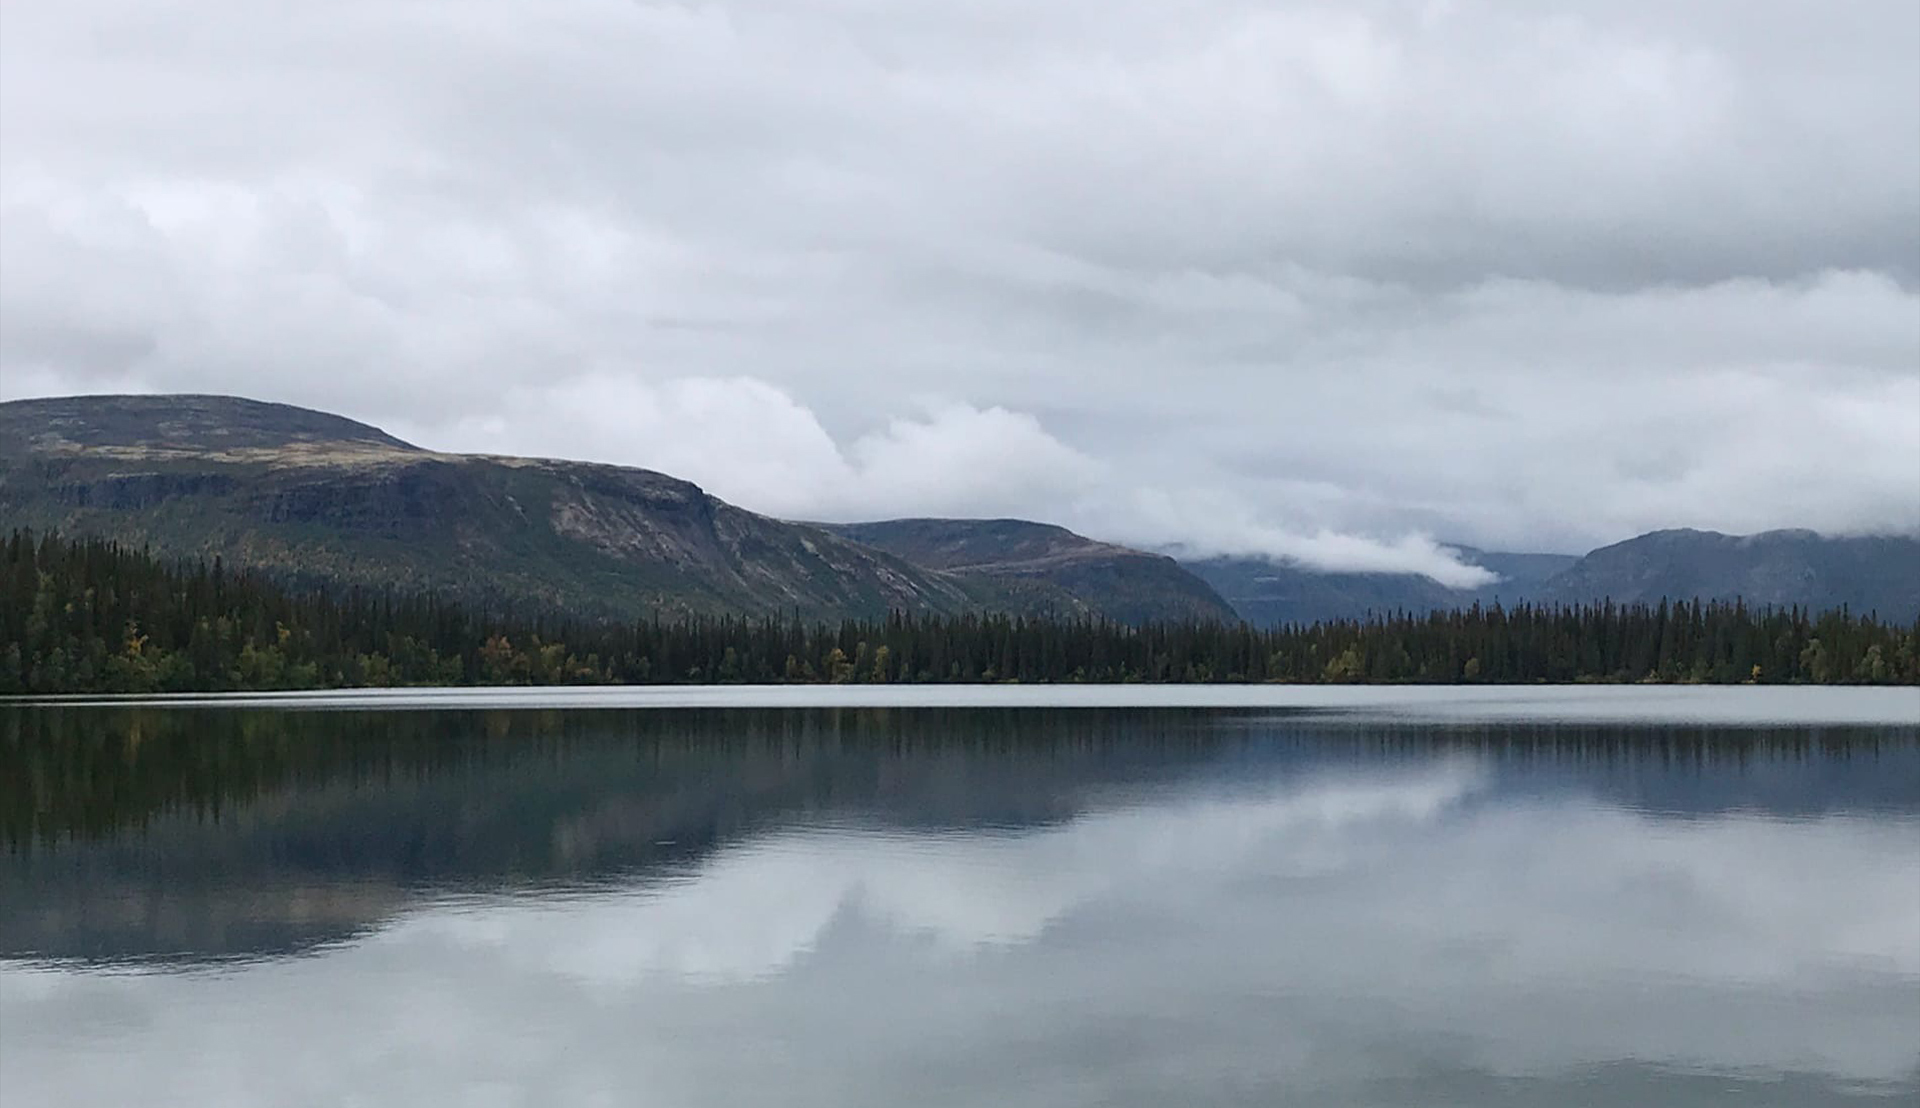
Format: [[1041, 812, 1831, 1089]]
[[1183, 533, 1920, 627], [1183, 549, 1579, 629], [0, 395, 1230, 624]]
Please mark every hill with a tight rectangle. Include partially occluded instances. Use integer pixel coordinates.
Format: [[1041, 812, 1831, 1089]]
[[1181, 546, 1577, 627], [0, 395, 978, 621], [1181, 531, 1918, 627], [1532, 529, 1920, 619], [13, 393, 418, 454], [819, 518, 1236, 625], [0, 395, 1231, 624]]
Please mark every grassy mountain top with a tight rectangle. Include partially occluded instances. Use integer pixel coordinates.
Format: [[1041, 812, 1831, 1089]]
[[826, 518, 1147, 572], [3, 394, 418, 456], [820, 518, 1237, 625]]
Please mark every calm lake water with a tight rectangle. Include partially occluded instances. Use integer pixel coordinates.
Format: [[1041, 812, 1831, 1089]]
[[2, 686, 1917, 1107]]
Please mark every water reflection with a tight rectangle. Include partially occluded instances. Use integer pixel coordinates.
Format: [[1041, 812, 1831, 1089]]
[[2, 703, 1917, 1106]]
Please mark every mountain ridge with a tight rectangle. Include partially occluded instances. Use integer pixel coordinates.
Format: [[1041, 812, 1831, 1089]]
[[5, 394, 1911, 626], [0, 394, 1225, 624], [1530, 527, 1920, 618], [3, 395, 975, 620], [817, 518, 1237, 625]]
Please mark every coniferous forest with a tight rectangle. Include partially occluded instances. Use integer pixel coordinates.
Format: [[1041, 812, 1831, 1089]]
[[3, 531, 1916, 694]]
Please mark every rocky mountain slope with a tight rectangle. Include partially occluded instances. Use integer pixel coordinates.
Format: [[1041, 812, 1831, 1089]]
[[1, 395, 1234, 624], [2, 395, 977, 621], [820, 518, 1236, 625]]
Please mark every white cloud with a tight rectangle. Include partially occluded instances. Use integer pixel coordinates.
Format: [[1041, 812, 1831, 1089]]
[[403, 372, 1496, 582], [1099, 487, 1501, 585], [843, 403, 1102, 521], [414, 373, 1102, 523]]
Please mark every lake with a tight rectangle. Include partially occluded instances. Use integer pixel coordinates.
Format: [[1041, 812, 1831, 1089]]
[[2, 686, 1917, 1106]]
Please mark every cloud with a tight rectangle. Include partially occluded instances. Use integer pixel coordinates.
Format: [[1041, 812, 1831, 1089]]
[[380, 763, 1488, 986], [2, 0, 1917, 563], [415, 373, 1102, 523], [1102, 487, 1500, 585], [407, 371, 1495, 582]]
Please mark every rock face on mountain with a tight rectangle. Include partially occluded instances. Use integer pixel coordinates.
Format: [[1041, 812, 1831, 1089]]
[[1532, 529, 1920, 619], [2, 395, 978, 621], [0, 395, 1234, 624], [820, 518, 1236, 625]]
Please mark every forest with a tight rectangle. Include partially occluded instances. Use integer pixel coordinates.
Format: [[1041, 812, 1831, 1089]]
[[3, 531, 1916, 694]]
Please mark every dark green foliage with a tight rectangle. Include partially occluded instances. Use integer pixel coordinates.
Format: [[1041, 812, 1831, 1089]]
[[3, 531, 1916, 694]]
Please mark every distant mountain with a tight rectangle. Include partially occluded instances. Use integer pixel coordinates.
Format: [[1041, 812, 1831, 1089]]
[[1183, 530, 1919, 627], [1182, 559, 1459, 627], [0, 395, 1223, 624], [819, 518, 1236, 625], [1181, 546, 1577, 628], [1, 395, 980, 621], [1461, 549, 1585, 592], [1532, 528, 1920, 619]]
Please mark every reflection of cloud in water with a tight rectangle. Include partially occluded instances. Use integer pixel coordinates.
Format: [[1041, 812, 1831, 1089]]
[[390, 761, 1490, 984], [4, 761, 1916, 1107]]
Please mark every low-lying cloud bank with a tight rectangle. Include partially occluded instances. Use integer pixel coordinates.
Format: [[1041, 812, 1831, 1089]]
[[407, 373, 1500, 585]]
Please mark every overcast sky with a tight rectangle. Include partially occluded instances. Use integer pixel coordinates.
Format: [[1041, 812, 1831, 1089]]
[[2, 0, 1916, 580]]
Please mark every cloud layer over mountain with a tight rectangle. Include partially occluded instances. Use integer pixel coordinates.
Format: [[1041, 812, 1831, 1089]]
[[4, 0, 1916, 580]]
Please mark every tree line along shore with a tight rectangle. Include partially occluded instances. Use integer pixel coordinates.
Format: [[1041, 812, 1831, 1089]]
[[4, 531, 1916, 694]]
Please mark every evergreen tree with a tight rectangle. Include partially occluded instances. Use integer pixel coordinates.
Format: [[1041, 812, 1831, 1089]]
[[3, 530, 1916, 694]]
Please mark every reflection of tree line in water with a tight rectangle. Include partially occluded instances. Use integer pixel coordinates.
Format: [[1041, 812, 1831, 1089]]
[[4, 707, 1913, 852], [0, 707, 1217, 852]]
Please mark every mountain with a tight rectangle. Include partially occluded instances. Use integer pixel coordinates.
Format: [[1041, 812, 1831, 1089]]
[[11, 395, 1908, 628], [1532, 528, 1920, 619], [1181, 559, 1460, 627], [0, 394, 1227, 624], [1181, 546, 1578, 627], [1183, 531, 1919, 627], [819, 518, 1236, 625], [1461, 549, 1585, 591], [1, 395, 980, 621]]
